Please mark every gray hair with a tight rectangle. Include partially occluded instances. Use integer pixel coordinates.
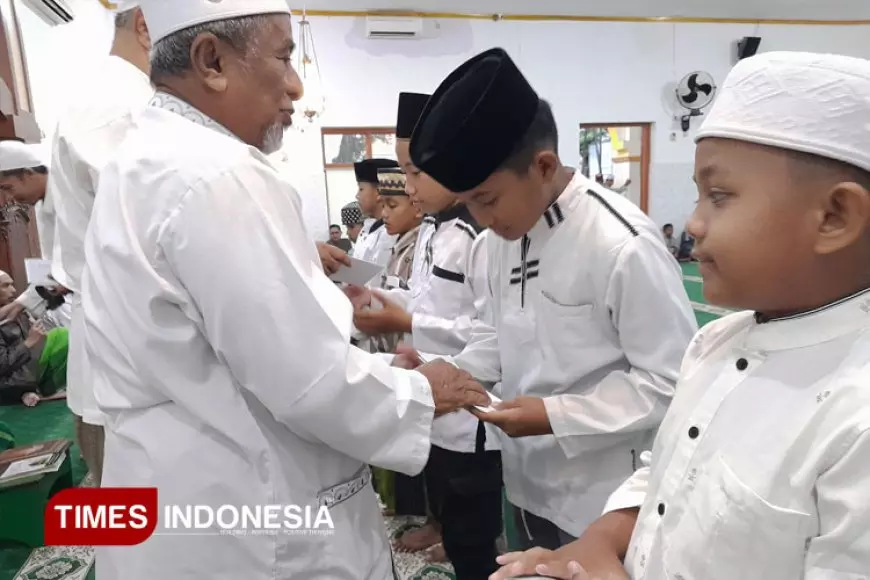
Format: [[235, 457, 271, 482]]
[[114, 8, 137, 30], [150, 15, 269, 83]]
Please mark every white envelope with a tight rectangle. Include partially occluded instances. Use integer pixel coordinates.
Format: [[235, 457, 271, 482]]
[[328, 257, 384, 286], [24, 259, 54, 286], [474, 392, 502, 414]]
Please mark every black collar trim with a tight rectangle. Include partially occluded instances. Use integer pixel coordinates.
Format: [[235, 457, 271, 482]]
[[542, 201, 565, 229], [754, 286, 870, 324]]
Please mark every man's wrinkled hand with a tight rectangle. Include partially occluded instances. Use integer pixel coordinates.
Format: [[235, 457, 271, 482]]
[[417, 360, 489, 417], [317, 242, 351, 275], [490, 548, 592, 580]]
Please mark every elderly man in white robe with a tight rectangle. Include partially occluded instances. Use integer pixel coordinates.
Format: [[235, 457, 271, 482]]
[[81, 1, 488, 579]]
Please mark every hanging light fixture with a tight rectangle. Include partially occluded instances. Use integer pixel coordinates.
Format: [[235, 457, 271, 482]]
[[294, 7, 326, 128]]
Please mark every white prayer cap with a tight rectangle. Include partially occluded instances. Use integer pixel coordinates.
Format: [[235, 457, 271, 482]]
[[0, 141, 49, 172], [696, 51, 870, 172], [141, 0, 291, 44]]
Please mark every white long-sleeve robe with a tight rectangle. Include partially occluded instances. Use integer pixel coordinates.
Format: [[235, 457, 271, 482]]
[[451, 172, 697, 536], [48, 54, 154, 425], [82, 93, 435, 580], [605, 290, 870, 580]]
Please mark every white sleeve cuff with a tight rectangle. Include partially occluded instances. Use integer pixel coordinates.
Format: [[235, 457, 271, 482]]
[[602, 486, 647, 514], [602, 450, 652, 514], [544, 396, 587, 459]]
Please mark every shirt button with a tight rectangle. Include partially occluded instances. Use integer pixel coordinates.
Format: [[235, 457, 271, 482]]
[[688, 426, 700, 439], [736, 358, 749, 371], [657, 502, 666, 516]]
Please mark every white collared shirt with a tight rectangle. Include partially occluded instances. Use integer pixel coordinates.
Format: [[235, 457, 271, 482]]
[[381, 204, 498, 454], [451, 172, 697, 536], [352, 218, 396, 268], [606, 290, 870, 580]]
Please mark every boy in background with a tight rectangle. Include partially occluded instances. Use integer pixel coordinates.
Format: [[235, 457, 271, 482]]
[[371, 166, 424, 354], [353, 158, 399, 266], [349, 92, 503, 579], [341, 201, 365, 245], [492, 51, 870, 580], [661, 223, 678, 257], [368, 165, 427, 519]]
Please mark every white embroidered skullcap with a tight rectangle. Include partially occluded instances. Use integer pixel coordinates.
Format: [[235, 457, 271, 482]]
[[0, 141, 49, 172], [140, 0, 291, 44], [696, 51, 870, 172]]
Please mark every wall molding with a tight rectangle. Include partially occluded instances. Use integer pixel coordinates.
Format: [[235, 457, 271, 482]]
[[289, 8, 870, 26]]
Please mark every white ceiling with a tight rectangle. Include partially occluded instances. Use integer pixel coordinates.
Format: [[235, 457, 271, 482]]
[[292, 0, 870, 21]]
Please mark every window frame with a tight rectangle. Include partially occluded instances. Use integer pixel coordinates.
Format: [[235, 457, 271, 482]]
[[321, 126, 396, 169]]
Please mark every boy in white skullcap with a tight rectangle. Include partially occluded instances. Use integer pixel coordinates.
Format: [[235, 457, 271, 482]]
[[491, 51, 870, 580]]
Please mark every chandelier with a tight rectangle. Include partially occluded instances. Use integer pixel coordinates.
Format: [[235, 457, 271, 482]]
[[295, 9, 326, 127]]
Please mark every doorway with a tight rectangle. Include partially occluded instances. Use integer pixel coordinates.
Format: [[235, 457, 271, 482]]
[[579, 123, 652, 214]]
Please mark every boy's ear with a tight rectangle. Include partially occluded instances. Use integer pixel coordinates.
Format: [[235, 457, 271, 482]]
[[815, 181, 870, 255], [534, 150, 560, 182]]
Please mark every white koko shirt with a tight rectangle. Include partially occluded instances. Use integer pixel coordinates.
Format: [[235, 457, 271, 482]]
[[605, 290, 870, 580]]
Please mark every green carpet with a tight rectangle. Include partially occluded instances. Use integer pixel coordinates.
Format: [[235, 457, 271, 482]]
[[0, 399, 87, 580], [682, 261, 732, 327]]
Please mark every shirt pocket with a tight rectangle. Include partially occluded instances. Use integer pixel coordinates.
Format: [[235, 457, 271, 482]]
[[537, 291, 599, 372], [663, 455, 813, 580]]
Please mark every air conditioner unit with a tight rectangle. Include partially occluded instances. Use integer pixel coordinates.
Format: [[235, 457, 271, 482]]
[[366, 16, 423, 39], [21, 0, 74, 26]]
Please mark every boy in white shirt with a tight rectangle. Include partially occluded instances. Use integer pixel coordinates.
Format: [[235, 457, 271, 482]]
[[491, 51, 870, 580], [407, 47, 696, 553]]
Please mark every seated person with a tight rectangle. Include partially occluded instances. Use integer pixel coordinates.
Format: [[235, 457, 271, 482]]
[[662, 223, 679, 257], [327, 223, 353, 253], [676, 226, 695, 261], [0, 271, 69, 407]]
